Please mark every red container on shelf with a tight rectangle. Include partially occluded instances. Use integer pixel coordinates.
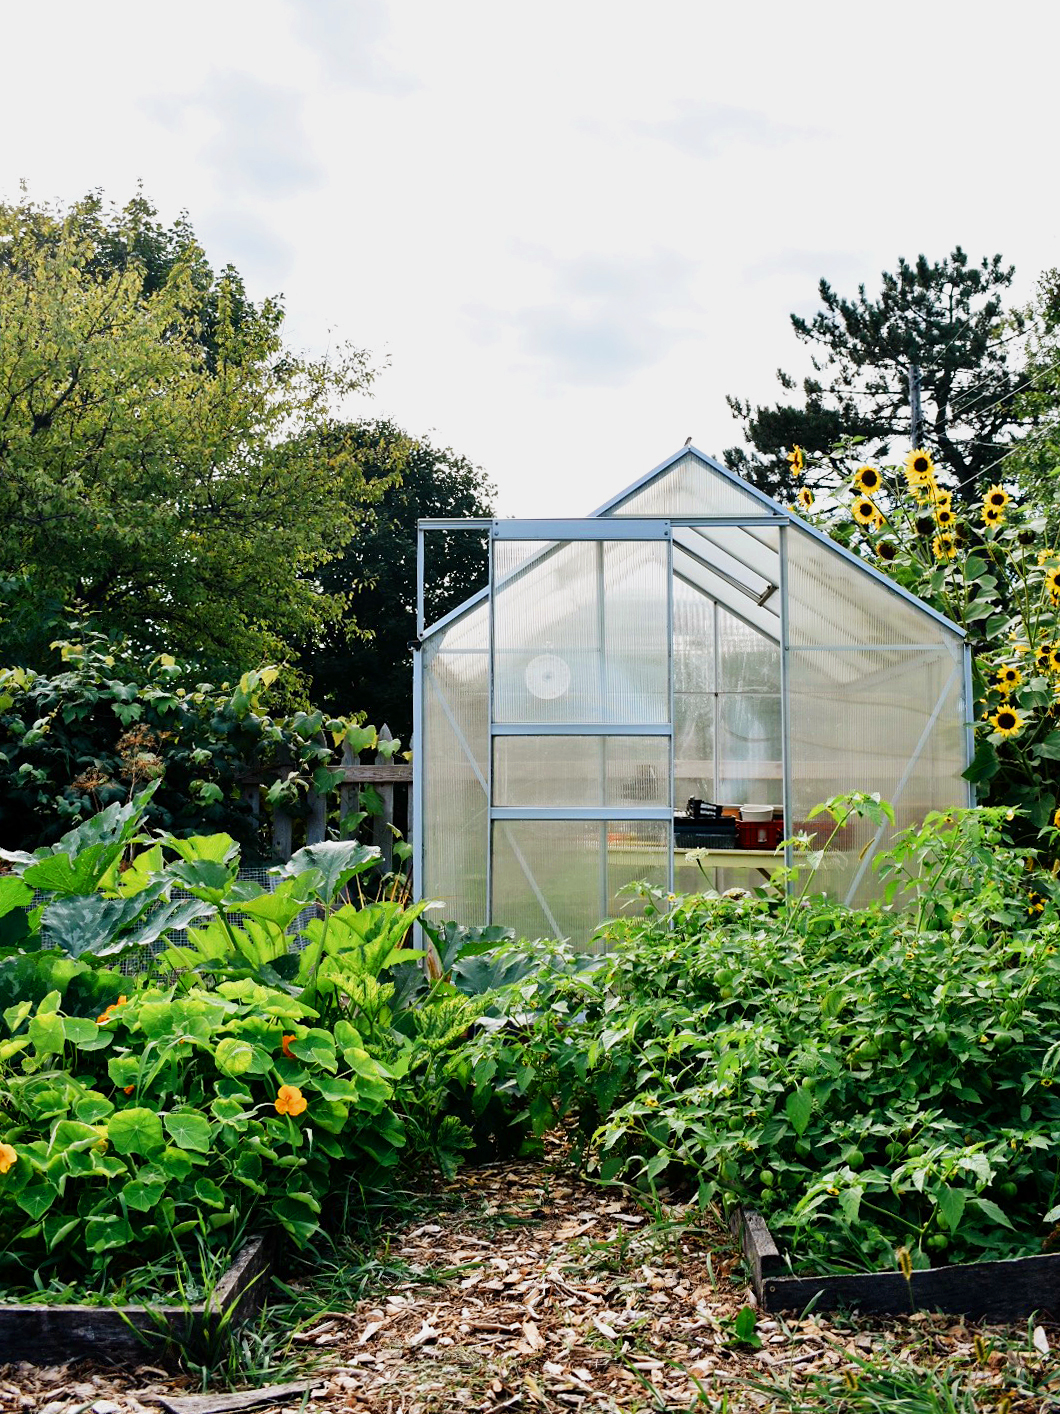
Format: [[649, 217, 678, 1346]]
[[735, 817, 785, 850]]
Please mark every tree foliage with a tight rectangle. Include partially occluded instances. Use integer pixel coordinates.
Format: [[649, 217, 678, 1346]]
[[0, 191, 391, 673], [726, 250, 1030, 503], [295, 420, 494, 736]]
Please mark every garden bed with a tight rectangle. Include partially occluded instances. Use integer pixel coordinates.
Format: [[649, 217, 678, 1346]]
[[0, 1234, 273, 1367], [734, 1208, 1060, 1321]]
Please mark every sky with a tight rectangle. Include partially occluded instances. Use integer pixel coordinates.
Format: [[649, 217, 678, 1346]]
[[2, 0, 1057, 516]]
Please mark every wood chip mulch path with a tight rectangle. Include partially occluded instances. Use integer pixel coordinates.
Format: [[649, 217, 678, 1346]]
[[3, 1150, 1058, 1413]]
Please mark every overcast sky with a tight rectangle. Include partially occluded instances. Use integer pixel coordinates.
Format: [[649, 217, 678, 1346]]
[[2, 1, 1057, 515]]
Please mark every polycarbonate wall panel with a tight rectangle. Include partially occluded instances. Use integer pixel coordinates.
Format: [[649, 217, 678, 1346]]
[[491, 820, 668, 947], [603, 453, 767, 518], [492, 538, 669, 724], [493, 735, 669, 808], [673, 577, 715, 805], [421, 605, 489, 925], [787, 525, 951, 653]]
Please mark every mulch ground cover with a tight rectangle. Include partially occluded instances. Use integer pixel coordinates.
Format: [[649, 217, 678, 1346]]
[[3, 1147, 1058, 1413]]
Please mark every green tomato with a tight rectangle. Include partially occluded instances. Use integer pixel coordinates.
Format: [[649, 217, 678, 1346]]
[[845, 1148, 865, 1169], [999, 1181, 1018, 1199], [759, 1167, 775, 1188], [926, 1233, 949, 1252]]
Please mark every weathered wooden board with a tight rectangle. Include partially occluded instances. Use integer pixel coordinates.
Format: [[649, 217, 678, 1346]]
[[733, 1208, 1060, 1321], [0, 1235, 274, 1367]]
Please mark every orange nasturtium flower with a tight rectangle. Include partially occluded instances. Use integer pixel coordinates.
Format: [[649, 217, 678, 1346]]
[[281, 1034, 297, 1059], [0, 1143, 17, 1175], [275, 1084, 308, 1117], [97, 995, 128, 1024]]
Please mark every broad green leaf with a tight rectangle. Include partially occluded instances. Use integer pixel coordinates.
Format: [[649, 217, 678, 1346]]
[[839, 1186, 863, 1225], [85, 1214, 135, 1253], [108, 1107, 165, 1157], [123, 1176, 166, 1211], [40, 894, 146, 959], [973, 1196, 1015, 1230], [166, 833, 239, 865], [785, 1087, 813, 1137], [74, 1091, 114, 1124], [163, 1108, 212, 1152], [274, 840, 380, 904], [936, 1186, 967, 1234], [15, 1182, 57, 1219], [194, 1176, 226, 1208]]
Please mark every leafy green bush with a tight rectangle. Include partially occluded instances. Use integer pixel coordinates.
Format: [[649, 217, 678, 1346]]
[[0, 630, 398, 857], [470, 801, 1060, 1274], [0, 795, 504, 1298]]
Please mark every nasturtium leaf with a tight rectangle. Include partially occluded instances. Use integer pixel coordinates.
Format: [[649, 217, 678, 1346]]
[[74, 1091, 114, 1124], [194, 1177, 226, 1209], [15, 1182, 58, 1219], [85, 1214, 135, 1253], [28, 1012, 65, 1055], [108, 1107, 165, 1157], [164, 1108, 212, 1152], [107, 1055, 139, 1088], [3, 999, 32, 1032], [211, 1096, 250, 1126], [123, 1177, 166, 1211], [156, 1145, 196, 1180], [61, 1016, 99, 1045], [214, 1036, 254, 1074], [42, 1214, 79, 1251]]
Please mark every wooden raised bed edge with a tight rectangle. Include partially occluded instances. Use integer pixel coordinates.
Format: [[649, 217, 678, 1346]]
[[731, 1207, 1060, 1321], [0, 1234, 275, 1367]]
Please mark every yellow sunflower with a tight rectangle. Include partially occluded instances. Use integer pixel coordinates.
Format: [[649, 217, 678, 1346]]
[[797, 486, 814, 511], [853, 465, 882, 494], [997, 666, 1022, 691], [982, 503, 1005, 527], [1053, 807, 1060, 830], [1037, 645, 1053, 673], [985, 485, 1010, 510], [935, 506, 956, 528], [905, 448, 935, 482], [1050, 645, 1060, 674], [1047, 568, 1060, 601], [989, 705, 1023, 738], [877, 540, 898, 562], [852, 496, 882, 528], [932, 534, 957, 561], [787, 445, 805, 476]]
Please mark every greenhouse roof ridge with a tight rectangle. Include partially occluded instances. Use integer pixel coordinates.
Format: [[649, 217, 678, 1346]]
[[589, 444, 966, 640], [417, 444, 966, 641]]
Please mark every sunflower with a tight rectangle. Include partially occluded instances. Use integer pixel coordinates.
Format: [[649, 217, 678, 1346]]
[[1053, 807, 1060, 830], [797, 486, 814, 510], [989, 705, 1023, 738], [852, 496, 882, 528], [1050, 645, 1060, 674], [1037, 645, 1053, 673], [787, 445, 805, 476], [853, 464, 882, 494], [935, 506, 956, 528], [997, 666, 1022, 690], [932, 534, 957, 561], [1047, 567, 1060, 601], [905, 448, 935, 482], [985, 485, 1010, 510], [877, 540, 898, 562], [982, 503, 1004, 527]]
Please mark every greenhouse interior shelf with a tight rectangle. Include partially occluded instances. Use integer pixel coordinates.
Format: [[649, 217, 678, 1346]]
[[414, 445, 973, 946]]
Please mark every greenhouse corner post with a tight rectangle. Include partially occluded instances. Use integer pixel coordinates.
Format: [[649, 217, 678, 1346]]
[[486, 520, 496, 926], [963, 641, 976, 808], [666, 526, 675, 897], [778, 523, 794, 884], [413, 525, 425, 916]]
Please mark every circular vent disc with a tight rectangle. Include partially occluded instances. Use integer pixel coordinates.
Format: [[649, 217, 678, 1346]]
[[525, 653, 571, 700]]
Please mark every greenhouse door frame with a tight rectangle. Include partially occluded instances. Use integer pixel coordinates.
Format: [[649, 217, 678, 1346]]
[[414, 514, 797, 930]]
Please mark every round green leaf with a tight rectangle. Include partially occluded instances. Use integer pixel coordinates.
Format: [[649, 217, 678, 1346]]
[[163, 1108, 212, 1152], [108, 1106, 165, 1157], [214, 1036, 254, 1075]]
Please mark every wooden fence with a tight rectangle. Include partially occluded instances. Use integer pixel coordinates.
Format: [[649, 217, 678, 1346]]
[[237, 725, 413, 872]]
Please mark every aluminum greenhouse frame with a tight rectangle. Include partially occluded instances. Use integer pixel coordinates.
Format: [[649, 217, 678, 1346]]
[[413, 446, 972, 945]]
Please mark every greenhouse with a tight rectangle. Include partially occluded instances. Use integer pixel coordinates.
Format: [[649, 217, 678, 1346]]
[[413, 446, 972, 945]]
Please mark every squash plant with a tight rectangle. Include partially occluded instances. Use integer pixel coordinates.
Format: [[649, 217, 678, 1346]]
[[0, 795, 493, 1296]]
